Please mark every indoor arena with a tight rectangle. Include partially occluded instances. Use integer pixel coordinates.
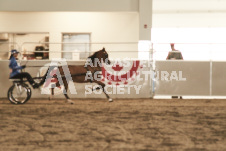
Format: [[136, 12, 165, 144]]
[[0, 0, 226, 150]]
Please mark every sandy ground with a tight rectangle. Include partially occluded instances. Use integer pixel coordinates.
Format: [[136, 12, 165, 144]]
[[0, 98, 225, 151]]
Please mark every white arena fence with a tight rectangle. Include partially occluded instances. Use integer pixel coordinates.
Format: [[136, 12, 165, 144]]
[[152, 43, 226, 97], [154, 60, 226, 96], [0, 42, 226, 99]]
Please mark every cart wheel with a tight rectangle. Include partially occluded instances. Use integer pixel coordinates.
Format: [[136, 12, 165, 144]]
[[7, 83, 31, 104]]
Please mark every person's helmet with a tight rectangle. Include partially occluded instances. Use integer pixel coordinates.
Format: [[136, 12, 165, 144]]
[[11, 49, 19, 54], [170, 43, 175, 46]]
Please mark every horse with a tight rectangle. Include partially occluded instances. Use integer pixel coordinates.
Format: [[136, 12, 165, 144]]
[[39, 48, 112, 104]]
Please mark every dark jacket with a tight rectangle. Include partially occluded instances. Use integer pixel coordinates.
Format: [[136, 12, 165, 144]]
[[166, 50, 183, 60]]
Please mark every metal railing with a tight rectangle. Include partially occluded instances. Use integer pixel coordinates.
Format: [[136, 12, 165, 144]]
[[152, 42, 226, 61], [0, 42, 154, 61]]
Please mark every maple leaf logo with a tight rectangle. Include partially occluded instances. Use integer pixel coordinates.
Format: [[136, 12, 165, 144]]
[[112, 63, 123, 71]]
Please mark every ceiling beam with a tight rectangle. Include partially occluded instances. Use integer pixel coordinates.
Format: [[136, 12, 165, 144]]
[[0, 0, 139, 12]]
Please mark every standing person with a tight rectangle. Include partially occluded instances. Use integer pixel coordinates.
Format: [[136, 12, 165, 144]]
[[166, 43, 183, 99], [166, 43, 183, 60], [9, 49, 39, 89]]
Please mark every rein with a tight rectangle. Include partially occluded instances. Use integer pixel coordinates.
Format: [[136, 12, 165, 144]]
[[25, 58, 103, 82]]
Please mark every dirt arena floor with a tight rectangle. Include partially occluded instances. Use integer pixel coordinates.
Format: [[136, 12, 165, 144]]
[[0, 98, 225, 151]]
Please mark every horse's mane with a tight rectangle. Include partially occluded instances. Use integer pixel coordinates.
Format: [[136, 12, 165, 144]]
[[88, 51, 98, 63], [87, 48, 106, 64]]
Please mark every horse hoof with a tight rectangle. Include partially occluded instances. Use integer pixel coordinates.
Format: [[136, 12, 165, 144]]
[[66, 99, 74, 104], [108, 98, 113, 102], [49, 95, 53, 100]]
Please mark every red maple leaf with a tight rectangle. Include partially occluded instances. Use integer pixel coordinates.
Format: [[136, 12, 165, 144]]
[[112, 64, 123, 71]]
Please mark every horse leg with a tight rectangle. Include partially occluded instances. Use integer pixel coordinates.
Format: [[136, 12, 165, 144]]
[[62, 78, 74, 104], [95, 81, 113, 102], [49, 87, 54, 100], [49, 81, 58, 101], [103, 86, 113, 102], [92, 86, 101, 91]]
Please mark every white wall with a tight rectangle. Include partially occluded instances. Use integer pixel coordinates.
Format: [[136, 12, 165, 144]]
[[153, 0, 226, 13], [0, 12, 139, 59], [139, 0, 152, 40], [153, 0, 226, 27], [153, 13, 226, 27], [0, 43, 9, 60], [151, 0, 226, 61]]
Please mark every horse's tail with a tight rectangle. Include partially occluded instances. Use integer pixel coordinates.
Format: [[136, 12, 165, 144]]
[[38, 66, 56, 86]]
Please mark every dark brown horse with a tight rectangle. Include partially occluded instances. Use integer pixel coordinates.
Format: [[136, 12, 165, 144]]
[[39, 48, 112, 104]]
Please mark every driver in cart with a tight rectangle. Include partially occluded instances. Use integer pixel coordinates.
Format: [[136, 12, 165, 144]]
[[9, 49, 40, 89]]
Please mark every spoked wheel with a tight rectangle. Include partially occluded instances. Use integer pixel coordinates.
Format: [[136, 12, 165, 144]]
[[7, 83, 31, 104]]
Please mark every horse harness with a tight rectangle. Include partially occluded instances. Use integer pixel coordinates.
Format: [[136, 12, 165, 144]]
[[49, 64, 100, 83]]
